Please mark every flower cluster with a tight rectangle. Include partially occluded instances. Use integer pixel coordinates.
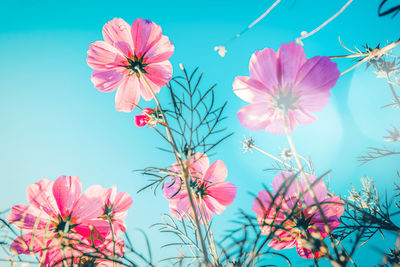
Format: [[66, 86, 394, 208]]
[[252, 172, 344, 259], [7, 175, 132, 266]]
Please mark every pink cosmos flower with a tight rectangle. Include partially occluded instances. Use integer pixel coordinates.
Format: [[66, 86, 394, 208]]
[[233, 42, 340, 134], [87, 18, 174, 112], [134, 107, 166, 127], [163, 153, 237, 222], [7, 175, 111, 266], [252, 171, 344, 259]]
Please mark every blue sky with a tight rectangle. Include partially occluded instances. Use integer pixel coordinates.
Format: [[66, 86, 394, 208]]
[[0, 0, 399, 266]]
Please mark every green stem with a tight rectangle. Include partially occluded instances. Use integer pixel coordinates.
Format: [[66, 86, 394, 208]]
[[136, 69, 210, 264]]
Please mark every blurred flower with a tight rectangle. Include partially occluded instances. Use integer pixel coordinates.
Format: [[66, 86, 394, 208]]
[[280, 148, 293, 161], [87, 18, 174, 112], [163, 153, 237, 222], [372, 59, 399, 81], [134, 107, 166, 127], [7, 175, 111, 266], [252, 171, 344, 259], [384, 126, 400, 142], [233, 42, 340, 134], [347, 177, 378, 210], [214, 46, 227, 57], [242, 136, 255, 152]]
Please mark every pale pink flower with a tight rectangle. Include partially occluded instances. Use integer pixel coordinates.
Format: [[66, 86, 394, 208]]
[[7, 175, 110, 266], [87, 18, 174, 112], [252, 171, 344, 259], [233, 42, 340, 134], [163, 153, 237, 221]]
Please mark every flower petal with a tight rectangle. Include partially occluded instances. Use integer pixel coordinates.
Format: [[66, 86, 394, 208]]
[[294, 56, 340, 112], [249, 48, 279, 89], [300, 174, 328, 206], [295, 239, 324, 259], [115, 75, 141, 112], [144, 60, 173, 88], [277, 42, 306, 88], [190, 153, 210, 177], [207, 182, 236, 206], [113, 191, 133, 214], [131, 18, 162, 58], [87, 41, 126, 70], [263, 108, 298, 134], [144, 35, 175, 64], [72, 185, 107, 222], [102, 18, 134, 56], [312, 196, 344, 224], [237, 103, 273, 131], [139, 75, 158, 101], [203, 160, 228, 183], [75, 218, 111, 239], [52, 175, 82, 218], [174, 196, 191, 219], [232, 76, 271, 103], [163, 179, 185, 199], [10, 232, 50, 255], [272, 171, 299, 197], [7, 204, 50, 231], [91, 69, 125, 93], [268, 231, 297, 250], [252, 190, 287, 224], [27, 178, 58, 216]]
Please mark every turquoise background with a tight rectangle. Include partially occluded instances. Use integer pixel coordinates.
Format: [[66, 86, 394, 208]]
[[0, 0, 399, 266]]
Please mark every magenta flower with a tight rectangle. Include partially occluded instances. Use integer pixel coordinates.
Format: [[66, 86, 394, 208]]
[[252, 171, 344, 259], [134, 107, 166, 127], [87, 18, 174, 112], [7, 175, 111, 266], [233, 42, 340, 134], [163, 153, 237, 221]]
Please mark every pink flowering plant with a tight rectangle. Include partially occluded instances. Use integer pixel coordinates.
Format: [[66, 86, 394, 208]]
[[1, 8, 400, 267], [4, 175, 133, 266]]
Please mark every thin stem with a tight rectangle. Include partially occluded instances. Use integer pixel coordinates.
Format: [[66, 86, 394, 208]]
[[296, 0, 353, 45], [199, 200, 218, 264], [136, 69, 210, 264], [107, 215, 116, 267], [330, 53, 367, 59], [182, 165, 210, 264], [335, 39, 400, 76], [284, 123, 305, 176], [336, 239, 356, 265], [387, 74, 400, 108], [283, 114, 333, 258], [220, 0, 281, 46], [136, 70, 181, 160], [250, 144, 311, 174], [297, 153, 313, 172]]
